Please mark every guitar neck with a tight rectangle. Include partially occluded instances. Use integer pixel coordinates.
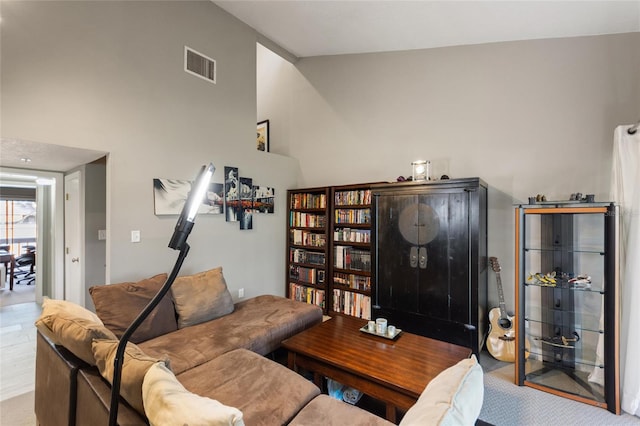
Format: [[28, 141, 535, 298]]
[[495, 271, 509, 316]]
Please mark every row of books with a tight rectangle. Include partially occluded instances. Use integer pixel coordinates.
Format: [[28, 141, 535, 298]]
[[334, 228, 371, 243], [333, 272, 371, 291], [289, 283, 326, 309], [290, 211, 327, 228], [334, 208, 371, 224], [334, 246, 371, 272], [289, 265, 325, 284], [332, 289, 371, 319], [290, 193, 327, 209], [290, 229, 327, 247], [334, 190, 372, 206], [289, 248, 326, 265]]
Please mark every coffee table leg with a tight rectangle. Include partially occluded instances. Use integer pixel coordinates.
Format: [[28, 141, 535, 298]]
[[287, 352, 296, 371], [385, 403, 397, 423], [313, 372, 324, 391]]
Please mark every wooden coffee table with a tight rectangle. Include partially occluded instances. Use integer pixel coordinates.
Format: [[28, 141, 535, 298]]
[[282, 315, 472, 423]]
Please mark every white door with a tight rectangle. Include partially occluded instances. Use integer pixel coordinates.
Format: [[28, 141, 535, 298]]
[[64, 172, 84, 305]]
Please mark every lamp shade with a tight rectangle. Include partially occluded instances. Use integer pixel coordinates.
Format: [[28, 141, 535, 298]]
[[168, 163, 215, 250]]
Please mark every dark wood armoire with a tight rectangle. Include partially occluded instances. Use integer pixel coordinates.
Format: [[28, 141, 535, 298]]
[[371, 178, 488, 355]]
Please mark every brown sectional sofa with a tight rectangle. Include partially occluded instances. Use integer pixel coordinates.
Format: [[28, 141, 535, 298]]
[[35, 269, 484, 426], [35, 293, 327, 425]]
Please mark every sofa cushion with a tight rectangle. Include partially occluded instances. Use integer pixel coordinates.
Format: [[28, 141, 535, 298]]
[[399, 355, 483, 426], [138, 295, 323, 374], [171, 267, 235, 328], [92, 339, 169, 416], [289, 395, 394, 426], [34, 298, 117, 365], [176, 348, 320, 426], [143, 362, 244, 426], [89, 273, 177, 343]]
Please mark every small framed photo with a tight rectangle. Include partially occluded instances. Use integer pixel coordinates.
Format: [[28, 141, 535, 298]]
[[257, 120, 269, 152]]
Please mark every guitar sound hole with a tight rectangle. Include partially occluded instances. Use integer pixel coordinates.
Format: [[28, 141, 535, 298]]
[[498, 318, 512, 329]]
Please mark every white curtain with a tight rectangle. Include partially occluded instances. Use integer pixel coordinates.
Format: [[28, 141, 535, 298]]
[[612, 124, 640, 416]]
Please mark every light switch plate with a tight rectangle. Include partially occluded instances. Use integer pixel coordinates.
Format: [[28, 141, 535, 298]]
[[131, 230, 141, 243]]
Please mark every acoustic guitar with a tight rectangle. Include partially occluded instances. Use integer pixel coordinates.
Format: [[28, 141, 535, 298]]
[[487, 257, 517, 362]]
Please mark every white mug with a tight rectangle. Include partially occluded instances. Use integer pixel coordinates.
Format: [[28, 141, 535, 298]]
[[367, 320, 376, 332], [387, 325, 396, 336], [376, 318, 388, 335]]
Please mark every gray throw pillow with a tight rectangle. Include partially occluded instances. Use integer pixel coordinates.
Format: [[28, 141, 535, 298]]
[[171, 267, 235, 328]]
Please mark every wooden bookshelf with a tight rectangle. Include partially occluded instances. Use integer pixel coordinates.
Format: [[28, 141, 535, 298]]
[[329, 184, 373, 319], [286, 187, 330, 313]]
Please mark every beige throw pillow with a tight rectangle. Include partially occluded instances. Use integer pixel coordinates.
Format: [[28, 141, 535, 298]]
[[171, 267, 234, 328], [399, 355, 484, 426], [142, 362, 244, 426], [34, 298, 117, 365], [92, 339, 169, 415]]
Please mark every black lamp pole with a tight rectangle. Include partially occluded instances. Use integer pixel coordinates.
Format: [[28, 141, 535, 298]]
[[108, 244, 189, 426], [108, 163, 214, 426]]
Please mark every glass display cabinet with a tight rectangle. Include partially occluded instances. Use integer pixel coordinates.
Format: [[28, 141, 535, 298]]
[[515, 203, 620, 414]]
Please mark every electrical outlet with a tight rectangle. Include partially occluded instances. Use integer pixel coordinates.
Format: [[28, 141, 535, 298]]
[[131, 230, 141, 243], [238, 288, 245, 298], [98, 229, 106, 240]]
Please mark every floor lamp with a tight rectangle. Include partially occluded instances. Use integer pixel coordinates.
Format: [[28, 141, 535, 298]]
[[108, 163, 215, 426]]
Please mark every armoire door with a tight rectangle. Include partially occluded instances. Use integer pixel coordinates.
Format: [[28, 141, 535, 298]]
[[375, 188, 471, 330]]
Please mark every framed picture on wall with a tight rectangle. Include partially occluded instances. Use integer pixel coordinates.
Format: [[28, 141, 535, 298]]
[[257, 120, 269, 152]]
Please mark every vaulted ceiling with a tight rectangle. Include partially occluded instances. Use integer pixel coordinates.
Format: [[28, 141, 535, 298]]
[[214, 0, 640, 58]]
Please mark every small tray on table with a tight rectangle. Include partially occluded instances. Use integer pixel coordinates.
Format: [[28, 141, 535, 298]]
[[359, 325, 402, 340]]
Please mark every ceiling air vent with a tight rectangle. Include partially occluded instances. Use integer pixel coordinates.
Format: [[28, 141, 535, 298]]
[[184, 46, 216, 84]]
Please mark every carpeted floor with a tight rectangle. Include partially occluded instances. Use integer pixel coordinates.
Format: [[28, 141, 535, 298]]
[[0, 284, 35, 308], [0, 391, 35, 426], [479, 363, 640, 425]]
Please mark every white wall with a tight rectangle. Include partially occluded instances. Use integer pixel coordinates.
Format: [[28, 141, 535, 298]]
[[1, 1, 298, 301], [258, 33, 640, 310]]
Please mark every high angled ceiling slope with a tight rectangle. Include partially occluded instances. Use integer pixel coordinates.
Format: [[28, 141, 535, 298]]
[[214, 1, 640, 58]]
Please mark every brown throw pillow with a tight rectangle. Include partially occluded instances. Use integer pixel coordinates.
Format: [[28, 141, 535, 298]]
[[171, 267, 235, 328], [92, 339, 170, 416], [89, 273, 177, 343]]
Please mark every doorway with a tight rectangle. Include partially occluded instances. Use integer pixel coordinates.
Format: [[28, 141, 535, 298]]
[[0, 168, 64, 304]]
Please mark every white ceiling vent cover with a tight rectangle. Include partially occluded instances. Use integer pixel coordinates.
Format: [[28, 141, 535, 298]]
[[184, 46, 216, 84]]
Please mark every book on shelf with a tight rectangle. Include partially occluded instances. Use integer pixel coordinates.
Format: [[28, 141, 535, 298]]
[[290, 211, 327, 228], [334, 208, 371, 224], [333, 272, 371, 291], [334, 189, 372, 206], [289, 283, 325, 309], [334, 228, 371, 243], [332, 289, 371, 319], [290, 193, 327, 209], [289, 265, 317, 284], [290, 248, 326, 265], [333, 246, 371, 272], [290, 230, 326, 247]]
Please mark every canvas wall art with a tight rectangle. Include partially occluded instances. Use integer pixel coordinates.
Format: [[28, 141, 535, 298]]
[[224, 166, 240, 222], [153, 178, 223, 216], [253, 186, 275, 213], [239, 177, 253, 230]]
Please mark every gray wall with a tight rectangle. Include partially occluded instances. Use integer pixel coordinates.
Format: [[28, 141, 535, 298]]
[[1, 1, 298, 301], [258, 33, 640, 310]]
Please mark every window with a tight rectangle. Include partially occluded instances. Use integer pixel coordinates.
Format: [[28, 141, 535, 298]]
[[0, 199, 37, 254]]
